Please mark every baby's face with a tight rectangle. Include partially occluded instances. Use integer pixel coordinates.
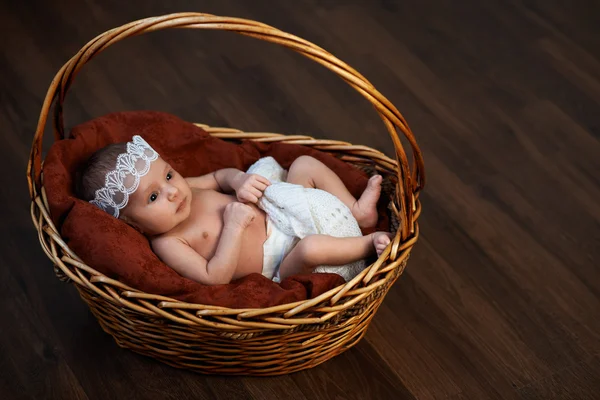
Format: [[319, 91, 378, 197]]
[[120, 157, 192, 235]]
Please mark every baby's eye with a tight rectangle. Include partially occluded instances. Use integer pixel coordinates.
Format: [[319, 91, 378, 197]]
[[149, 193, 158, 203], [166, 171, 173, 181]]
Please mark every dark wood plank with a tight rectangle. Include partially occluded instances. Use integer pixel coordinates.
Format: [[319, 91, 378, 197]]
[[1, 0, 599, 399], [518, 356, 600, 400], [288, 340, 416, 400]]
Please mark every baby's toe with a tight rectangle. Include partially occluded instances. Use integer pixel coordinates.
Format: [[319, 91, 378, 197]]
[[375, 244, 387, 257], [369, 174, 383, 185], [379, 234, 392, 246], [372, 232, 392, 256]]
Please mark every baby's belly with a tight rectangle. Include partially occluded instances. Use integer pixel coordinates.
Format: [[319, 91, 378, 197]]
[[233, 204, 268, 279], [185, 192, 268, 280]]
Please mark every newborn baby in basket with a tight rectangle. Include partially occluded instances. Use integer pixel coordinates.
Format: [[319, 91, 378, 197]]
[[78, 135, 392, 285]]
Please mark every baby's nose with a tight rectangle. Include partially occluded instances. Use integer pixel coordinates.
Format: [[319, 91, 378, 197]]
[[167, 186, 179, 200]]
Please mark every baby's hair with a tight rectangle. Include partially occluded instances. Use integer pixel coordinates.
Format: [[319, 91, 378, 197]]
[[77, 142, 127, 202]]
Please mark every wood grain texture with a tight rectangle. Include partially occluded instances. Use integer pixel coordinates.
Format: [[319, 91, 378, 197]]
[[2, 0, 598, 398]]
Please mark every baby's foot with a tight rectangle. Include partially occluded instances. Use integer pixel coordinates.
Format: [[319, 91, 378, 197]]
[[372, 232, 393, 257], [352, 175, 382, 229]]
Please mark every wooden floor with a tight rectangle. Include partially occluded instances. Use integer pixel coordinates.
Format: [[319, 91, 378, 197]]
[[2, 0, 599, 398]]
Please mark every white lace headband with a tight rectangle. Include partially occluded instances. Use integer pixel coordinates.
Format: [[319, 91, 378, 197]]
[[89, 135, 159, 218]]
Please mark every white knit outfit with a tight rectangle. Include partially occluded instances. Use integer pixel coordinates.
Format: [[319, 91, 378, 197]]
[[247, 157, 365, 282]]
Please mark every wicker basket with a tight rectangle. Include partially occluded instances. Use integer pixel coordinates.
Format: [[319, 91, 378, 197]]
[[27, 13, 425, 375]]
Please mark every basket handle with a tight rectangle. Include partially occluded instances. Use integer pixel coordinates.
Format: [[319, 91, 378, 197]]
[[27, 12, 425, 240]]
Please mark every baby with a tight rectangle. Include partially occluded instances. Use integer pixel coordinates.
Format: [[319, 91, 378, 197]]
[[78, 135, 392, 285]]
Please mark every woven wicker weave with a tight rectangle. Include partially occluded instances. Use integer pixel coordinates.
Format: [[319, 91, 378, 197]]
[[27, 13, 425, 375]]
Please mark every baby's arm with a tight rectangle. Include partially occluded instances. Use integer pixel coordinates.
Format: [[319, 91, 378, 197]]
[[153, 229, 242, 285], [152, 202, 255, 285], [187, 169, 270, 203]]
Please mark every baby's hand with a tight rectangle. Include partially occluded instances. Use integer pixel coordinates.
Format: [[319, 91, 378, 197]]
[[223, 202, 256, 230], [232, 173, 271, 204]]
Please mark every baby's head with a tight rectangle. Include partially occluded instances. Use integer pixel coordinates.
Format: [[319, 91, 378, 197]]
[[78, 136, 192, 235]]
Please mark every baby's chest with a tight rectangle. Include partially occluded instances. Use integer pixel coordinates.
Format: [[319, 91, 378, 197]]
[[182, 198, 230, 259], [187, 228, 219, 260]]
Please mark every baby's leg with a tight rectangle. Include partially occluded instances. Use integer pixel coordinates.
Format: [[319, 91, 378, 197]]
[[278, 232, 392, 280], [286, 155, 382, 228]]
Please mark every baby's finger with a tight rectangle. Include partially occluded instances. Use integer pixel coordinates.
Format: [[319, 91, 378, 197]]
[[251, 180, 269, 191], [255, 175, 271, 186], [239, 190, 259, 204], [245, 193, 259, 204], [248, 187, 263, 199]]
